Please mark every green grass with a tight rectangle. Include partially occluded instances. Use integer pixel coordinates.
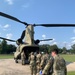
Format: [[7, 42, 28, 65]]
[[0, 54, 75, 62], [60, 54, 75, 62], [0, 54, 14, 59], [68, 71, 75, 75], [0, 54, 75, 75]]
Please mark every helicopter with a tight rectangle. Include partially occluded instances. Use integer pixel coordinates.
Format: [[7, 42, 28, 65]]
[[0, 12, 75, 65]]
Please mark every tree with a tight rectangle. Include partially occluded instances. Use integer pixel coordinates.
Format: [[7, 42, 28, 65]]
[[59, 48, 63, 53], [1, 40, 7, 54], [71, 44, 75, 50], [71, 44, 75, 54], [50, 44, 58, 50], [0, 44, 2, 53], [0, 40, 16, 54], [62, 47, 67, 54], [39, 44, 59, 53], [39, 44, 51, 53], [7, 44, 16, 54]]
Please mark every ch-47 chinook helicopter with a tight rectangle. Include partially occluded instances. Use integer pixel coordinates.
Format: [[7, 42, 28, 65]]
[[0, 12, 75, 65]]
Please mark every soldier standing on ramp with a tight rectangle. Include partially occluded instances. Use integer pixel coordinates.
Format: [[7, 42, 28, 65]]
[[29, 52, 37, 75], [42, 49, 67, 75]]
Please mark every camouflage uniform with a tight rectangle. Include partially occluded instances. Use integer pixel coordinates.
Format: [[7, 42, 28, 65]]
[[29, 52, 37, 75], [40, 53, 49, 70], [36, 53, 42, 73], [42, 55, 67, 75], [14, 44, 21, 59]]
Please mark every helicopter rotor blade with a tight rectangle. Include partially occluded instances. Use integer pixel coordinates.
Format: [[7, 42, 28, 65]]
[[0, 12, 28, 25], [0, 37, 16, 42], [39, 39, 53, 41], [34, 24, 75, 27], [34, 39, 53, 44]]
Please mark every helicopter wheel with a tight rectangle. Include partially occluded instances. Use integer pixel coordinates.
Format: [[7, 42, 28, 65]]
[[15, 59, 18, 63]]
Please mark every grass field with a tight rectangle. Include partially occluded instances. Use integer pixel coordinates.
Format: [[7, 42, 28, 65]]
[[0, 54, 75, 62], [60, 54, 75, 62], [68, 71, 75, 75], [60, 54, 75, 75], [0, 54, 14, 59]]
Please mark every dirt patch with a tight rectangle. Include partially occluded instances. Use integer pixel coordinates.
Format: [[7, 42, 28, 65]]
[[0, 59, 75, 75], [0, 59, 30, 75], [67, 62, 75, 71]]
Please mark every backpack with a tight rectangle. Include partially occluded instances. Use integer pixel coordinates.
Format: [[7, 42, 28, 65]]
[[55, 56, 66, 70]]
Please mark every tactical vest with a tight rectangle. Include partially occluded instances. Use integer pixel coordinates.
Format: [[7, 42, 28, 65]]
[[53, 55, 66, 75]]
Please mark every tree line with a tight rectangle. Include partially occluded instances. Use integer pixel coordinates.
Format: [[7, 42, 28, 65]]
[[0, 40, 75, 54], [0, 40, 16, 54], [39, 44, 75, 54]]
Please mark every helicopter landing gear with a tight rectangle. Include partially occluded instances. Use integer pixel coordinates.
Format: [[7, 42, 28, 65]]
[[15, 59, 18, 63], [21, 51, 25, 65]]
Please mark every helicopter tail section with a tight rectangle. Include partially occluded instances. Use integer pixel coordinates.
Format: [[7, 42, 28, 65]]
[[25, 25, 34, 45]]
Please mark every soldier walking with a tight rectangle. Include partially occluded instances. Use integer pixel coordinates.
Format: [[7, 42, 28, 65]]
[[36, 51, 42, 73], [40, 52, 49, 70], [29, 52, 37, 75], [42, 48, 67, 75]]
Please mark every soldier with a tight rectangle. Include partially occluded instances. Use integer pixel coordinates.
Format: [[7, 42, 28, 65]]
[[42, 49, 67, 75], [29, 52, 37, 75], [14, 39, 23, 63], [40, 52, 49, 70], [36, 51, 42, 73]]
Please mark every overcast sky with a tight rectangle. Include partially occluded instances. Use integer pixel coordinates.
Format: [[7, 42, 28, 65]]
[[0, 0, 75, 49]]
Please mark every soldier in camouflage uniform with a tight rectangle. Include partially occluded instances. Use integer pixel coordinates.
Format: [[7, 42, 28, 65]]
[[14, 39, 23, 63], [36, 51, 42, 73], [40, 52, 49, 70], [42, 49, 67, 75], [29, 52, 37, 75]]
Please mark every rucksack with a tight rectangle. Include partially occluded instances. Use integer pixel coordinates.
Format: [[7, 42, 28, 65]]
[[55, 56, 66, 70]]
